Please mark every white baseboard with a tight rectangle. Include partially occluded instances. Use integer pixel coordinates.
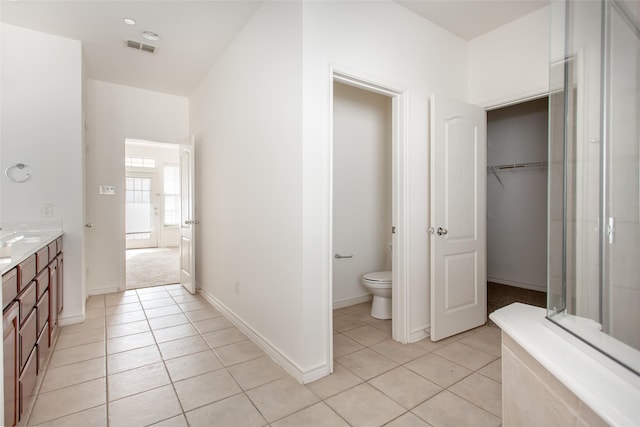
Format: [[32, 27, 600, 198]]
[[88, 286, 122, 296], [410, 325, 430, 343], [198, 288, 328, 384], [333, 294, 372, 310], [488, 277, 546, 292], [59, 313, 86, 326]]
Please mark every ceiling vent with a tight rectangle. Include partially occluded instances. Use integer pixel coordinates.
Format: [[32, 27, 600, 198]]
[[124, 39, 157, 54]]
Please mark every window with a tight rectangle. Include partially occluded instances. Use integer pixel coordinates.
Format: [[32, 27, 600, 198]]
[[163, 165, 180, 226], [125, 157, 156, 168]]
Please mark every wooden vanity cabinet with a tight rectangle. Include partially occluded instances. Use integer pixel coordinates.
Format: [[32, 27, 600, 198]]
[[2, 234, 63, 425], [4, 303, 19, 427]]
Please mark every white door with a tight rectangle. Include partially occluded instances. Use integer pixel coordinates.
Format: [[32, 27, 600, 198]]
[[179, 137, 196, 294], [125, 173, 159, 249], [430, 94, 487, 341]]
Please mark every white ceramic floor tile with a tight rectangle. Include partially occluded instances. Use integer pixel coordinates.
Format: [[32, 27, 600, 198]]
[[29, 378, 106, 425], [246, 378, 320, 422], [108, 362, 171, 401], [325, 383, 405, 427], [108, 385, 183, 427], [40, 357, 106, 393], [107, 344, 162, 375], [271, 402, 350, 427], [185, 394, 267, 427], [412, 390, 501, 427], [173, 369, 242, 412]]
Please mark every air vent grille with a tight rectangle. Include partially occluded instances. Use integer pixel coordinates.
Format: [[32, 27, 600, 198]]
[[124, 39, 157, 54]]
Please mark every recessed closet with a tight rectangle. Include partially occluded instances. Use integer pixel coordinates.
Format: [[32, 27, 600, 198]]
[[486, 97, 549, 306]]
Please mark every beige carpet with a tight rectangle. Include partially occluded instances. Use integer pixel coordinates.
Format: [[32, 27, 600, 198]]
[[126, 247, 180, 289]]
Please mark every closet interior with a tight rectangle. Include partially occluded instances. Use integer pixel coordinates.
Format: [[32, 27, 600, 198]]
[[486, 97, 549, 316]]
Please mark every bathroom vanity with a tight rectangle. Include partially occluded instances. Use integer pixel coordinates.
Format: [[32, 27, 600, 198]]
[[0, 230, 63, 426]]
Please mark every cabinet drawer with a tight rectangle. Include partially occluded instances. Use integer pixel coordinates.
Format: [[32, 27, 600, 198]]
[[17, 282, 36, 326], [47, 242, 57, 263], [18, 255, 36, 291], [35, 246, 49, 274], [36, 291, 49, 336], [18, 349, 37, 422], [35, 269, 48, 300], [36, 324, 49, 375], [19, 309, 36, 373], [2, 268, 18, 310]]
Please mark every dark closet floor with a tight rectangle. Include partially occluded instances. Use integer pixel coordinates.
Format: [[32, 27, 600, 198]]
[[487, 281, 546, 326]]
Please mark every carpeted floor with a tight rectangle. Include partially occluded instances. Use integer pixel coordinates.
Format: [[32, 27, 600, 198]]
[[487, 281, 546, 326], [126, 247, 180, 289]]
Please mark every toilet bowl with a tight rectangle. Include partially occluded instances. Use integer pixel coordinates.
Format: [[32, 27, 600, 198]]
[[361, 271, 392, 319]]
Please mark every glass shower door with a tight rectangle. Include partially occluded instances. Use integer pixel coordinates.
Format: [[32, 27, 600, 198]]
[[547, 0, 640, 375]]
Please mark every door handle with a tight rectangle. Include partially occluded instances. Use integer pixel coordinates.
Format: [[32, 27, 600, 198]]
[[85, 223, 93, 228], [437, 227, 448, 236], [184, 220, 192, 225], [334, 254, 353, 259]]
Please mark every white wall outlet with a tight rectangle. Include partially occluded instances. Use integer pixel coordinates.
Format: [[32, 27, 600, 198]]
[[99, 185, 115, 195], [41, 203, 53, 217]]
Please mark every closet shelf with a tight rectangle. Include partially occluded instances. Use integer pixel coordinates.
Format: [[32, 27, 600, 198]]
[[487, 161, 548, 188], [487, 161, 548, 171]]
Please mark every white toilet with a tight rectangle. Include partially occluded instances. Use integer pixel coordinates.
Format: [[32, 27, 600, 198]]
[[361, 271, 392, 319]]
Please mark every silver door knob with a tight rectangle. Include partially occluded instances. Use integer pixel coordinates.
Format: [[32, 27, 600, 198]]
[[85, 223, 93, 228], [437, 227, 448, 235], [184, 220, 192, 225]]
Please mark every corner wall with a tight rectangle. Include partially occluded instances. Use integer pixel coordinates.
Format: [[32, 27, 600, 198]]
[[1, 24, 84, 322], [189, 1, 305, 378]]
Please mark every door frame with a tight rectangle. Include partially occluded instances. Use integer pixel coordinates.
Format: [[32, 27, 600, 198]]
[[328, 68, 410, 368]]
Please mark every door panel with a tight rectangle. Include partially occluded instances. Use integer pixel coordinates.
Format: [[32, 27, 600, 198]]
[[431, 94, 486, 341], [125, 173, 158, 249], [180, 137, 196, 294]]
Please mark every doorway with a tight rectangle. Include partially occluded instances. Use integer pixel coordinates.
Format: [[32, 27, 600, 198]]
[[125, 139, 181, 290], [329, 70, 409, 371], [485, 97, 549, 317]]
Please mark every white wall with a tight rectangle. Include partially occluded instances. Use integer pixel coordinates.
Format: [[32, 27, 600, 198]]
[[487, 98, 548, 291], [1, 24, 84, 322], [332, 82, 391, 307], [189, 1, 305, 377], [302, 0, 468, 374], [85, 79, 188, 295], [468, 6, 550, 107]]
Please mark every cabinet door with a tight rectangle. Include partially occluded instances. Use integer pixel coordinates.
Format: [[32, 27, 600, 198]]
[[48, 261, 58, 346], [4, 303, 19, 427], [56, 253, 63, 314]]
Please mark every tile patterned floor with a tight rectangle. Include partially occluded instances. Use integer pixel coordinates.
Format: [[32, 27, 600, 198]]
[[27, 286, 503, 426]]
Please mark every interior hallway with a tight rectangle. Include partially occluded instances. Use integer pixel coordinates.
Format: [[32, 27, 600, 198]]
[[26, 287, 503, 426]]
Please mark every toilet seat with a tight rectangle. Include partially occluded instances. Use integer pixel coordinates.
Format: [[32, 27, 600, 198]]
[[362, 271, 392, 286]]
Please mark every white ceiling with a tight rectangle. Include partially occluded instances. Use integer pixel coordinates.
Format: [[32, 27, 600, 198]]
[[1, 0, 548, 97]]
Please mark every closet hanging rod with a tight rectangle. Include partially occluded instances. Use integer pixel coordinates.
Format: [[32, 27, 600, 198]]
[[487, 161, 548, 171]]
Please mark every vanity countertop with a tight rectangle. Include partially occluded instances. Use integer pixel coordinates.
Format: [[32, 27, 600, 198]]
[[0, 229, 63, 276]]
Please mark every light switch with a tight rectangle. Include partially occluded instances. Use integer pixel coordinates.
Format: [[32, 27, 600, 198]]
[[100, 185, 115, 195]]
